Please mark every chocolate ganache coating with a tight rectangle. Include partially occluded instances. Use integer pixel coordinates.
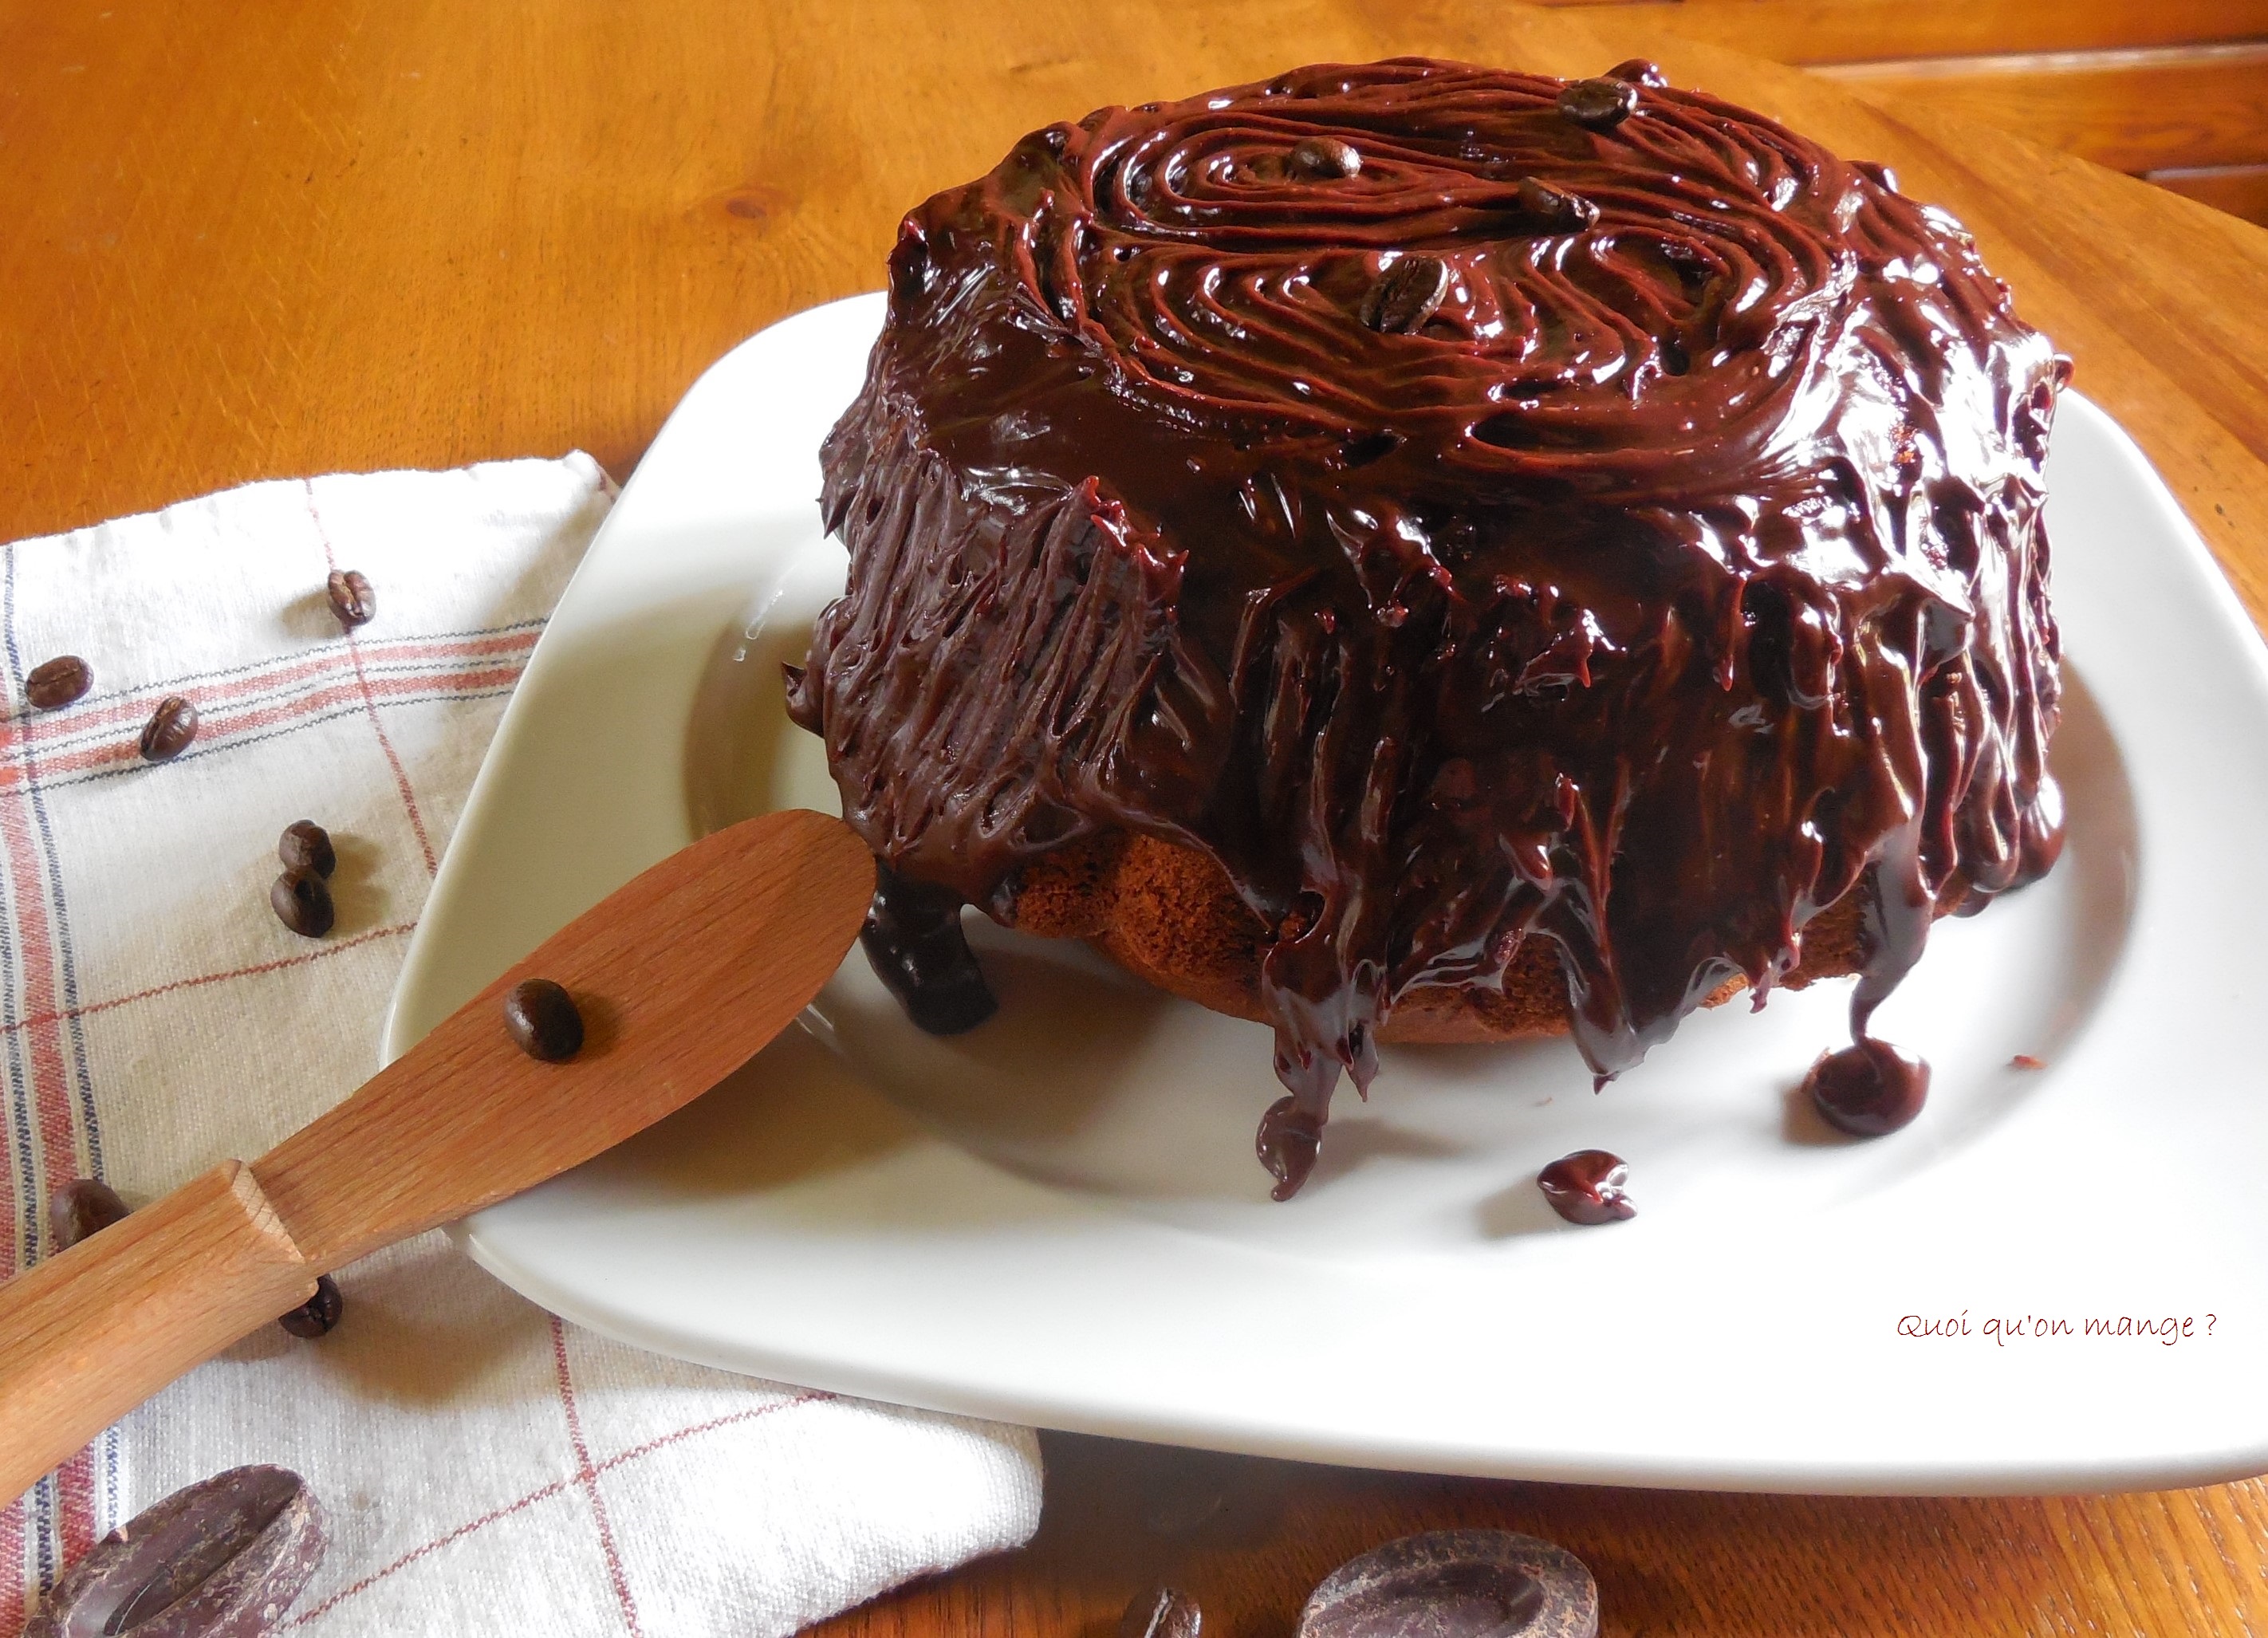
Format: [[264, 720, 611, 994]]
[[789, 57, 2065, 1195]]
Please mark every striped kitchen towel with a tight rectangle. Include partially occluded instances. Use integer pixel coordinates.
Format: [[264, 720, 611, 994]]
[[0, 457, 1041, 1636]]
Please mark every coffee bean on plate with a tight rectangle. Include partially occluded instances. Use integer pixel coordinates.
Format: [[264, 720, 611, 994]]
[[24, 655, 93, 711], [140, 695, 199, 762], [49, 1177, 131, 1252], [325, 569, 376, 630], [278, 1274, 344, 1339], [278, 819, 337, 878], [504, 978, 585, 1061], [1557, 77, 1640, 128], [1121, 1587, 1202, 1638], [24, 1464, 327, 1638], [1297, 1530, 1599, 1638], [1360, 254, 1451, 334], [1537, 1150, 1635, 1226], [1290, 136, 1362, 179], [270, 868, 335, 939]]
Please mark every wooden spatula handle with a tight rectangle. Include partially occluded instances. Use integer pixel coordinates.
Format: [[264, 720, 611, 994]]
[[0, 1161, 314, 1504]]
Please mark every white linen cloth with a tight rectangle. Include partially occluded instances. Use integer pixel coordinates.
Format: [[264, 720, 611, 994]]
[[0, 458, 1041, 1636]]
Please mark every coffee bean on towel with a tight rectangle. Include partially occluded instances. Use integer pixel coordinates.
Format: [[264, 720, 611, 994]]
[[325, 569, 376, 630], [278, 1274, 344, 1339], [23, 1464, 327, 1638], [1558, 77, 1640, 129], [278, 819, 337, 878], [270, 868, 336, 939], [1297, 1530, 1599, 1638], [1290, 136, 1362, 179], [49, 1177, 131, 1253], [1359, 254, 1451, 334], [139, 695, 199, 762], [1121, 1588, 1202, 1638], [503, 978, 585, 1061], [24, 655, 93, 711]]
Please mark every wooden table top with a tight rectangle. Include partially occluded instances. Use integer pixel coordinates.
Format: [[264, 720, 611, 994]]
[[7, 2, 2267, 1633]]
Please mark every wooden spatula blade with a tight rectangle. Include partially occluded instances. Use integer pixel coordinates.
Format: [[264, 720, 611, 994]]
[[251, 809, 873, 1269]]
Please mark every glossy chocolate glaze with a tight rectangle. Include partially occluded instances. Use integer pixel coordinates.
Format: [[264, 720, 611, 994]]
[[789, 57, 2064, 1195], [1537, 1149, 1636, 1225], [1805, 1035, 1931, 1136]]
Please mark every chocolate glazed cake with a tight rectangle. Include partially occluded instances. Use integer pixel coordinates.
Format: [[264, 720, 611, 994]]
[[786, 57, 2066, 1199]]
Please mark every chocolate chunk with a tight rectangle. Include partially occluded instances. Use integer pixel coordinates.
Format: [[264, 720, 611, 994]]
[[503, 977, 585, 1061], [1360, 254, 1451, 334], [861, 863, 998, 1035], [1122, 1587, 1202, 1638], [278, 820, 337, 879], [140, 695, 199, 762], [325, 569, 376, 630], [270, 868, 335, 939], [1805, 1037, 1929, 1135], [1516, 176, 1599, 233], [1290, 136, 1362, 179], [1297, 1530, 1598, 1638], [24, 655, 92, 711], [23, 1465, 326, 1638], [1605, 58, 1668, 89], [1557, 77, 1640, 130], [1537, 1150, 1635, 1225], [278, 1274, 344, 1339], [49, 1177, 130, 1252]]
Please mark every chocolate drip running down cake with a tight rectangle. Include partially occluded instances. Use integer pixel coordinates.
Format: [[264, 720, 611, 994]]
[[786, 57, 2065, 1199]]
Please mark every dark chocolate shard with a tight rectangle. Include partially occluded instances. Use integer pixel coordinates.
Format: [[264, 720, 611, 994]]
[[26, 1465, 326, 1638], [1297, 1530, 1598, 1638]]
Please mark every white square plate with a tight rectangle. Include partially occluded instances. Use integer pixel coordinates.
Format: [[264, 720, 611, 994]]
[[385, 294, 2268, 1494]]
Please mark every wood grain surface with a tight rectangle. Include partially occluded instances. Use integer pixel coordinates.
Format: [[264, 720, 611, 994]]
[[255, 809, 872, 1267], [4, 3, 2266, 1634], [0, 811, 869, 1515], [1527, 0, 2268, 62]]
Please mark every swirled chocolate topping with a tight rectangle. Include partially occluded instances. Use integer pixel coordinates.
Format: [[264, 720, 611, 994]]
[[789, 57, 2064, 1195]]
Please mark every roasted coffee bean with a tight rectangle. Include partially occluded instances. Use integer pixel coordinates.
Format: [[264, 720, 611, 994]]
[[24, 655, 93, 711], [140, 695, 199, 762], [1516, 176, 1601, 233], [1537, 1150, 1635, 1226], [26, 1464, 327, 1638], [1605, 57, 1668, 88], [1121, 1587, 1202, 1638], [270, 868, 335, 939], [504, 978, 585, 1061], [1359, 254, 1451, 334], [1297, 1530, 1599, 1638], [278, 819, 337, 878], [278, 1274, 344, 1339], [1557, 77, 1640, 130], [325, 569, 376, 630], [49, 1177, 131, 1252], [1290, 136, 1362, 179]]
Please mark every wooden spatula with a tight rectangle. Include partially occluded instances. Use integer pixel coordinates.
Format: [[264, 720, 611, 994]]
[[0, 808, 873, 1506]]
